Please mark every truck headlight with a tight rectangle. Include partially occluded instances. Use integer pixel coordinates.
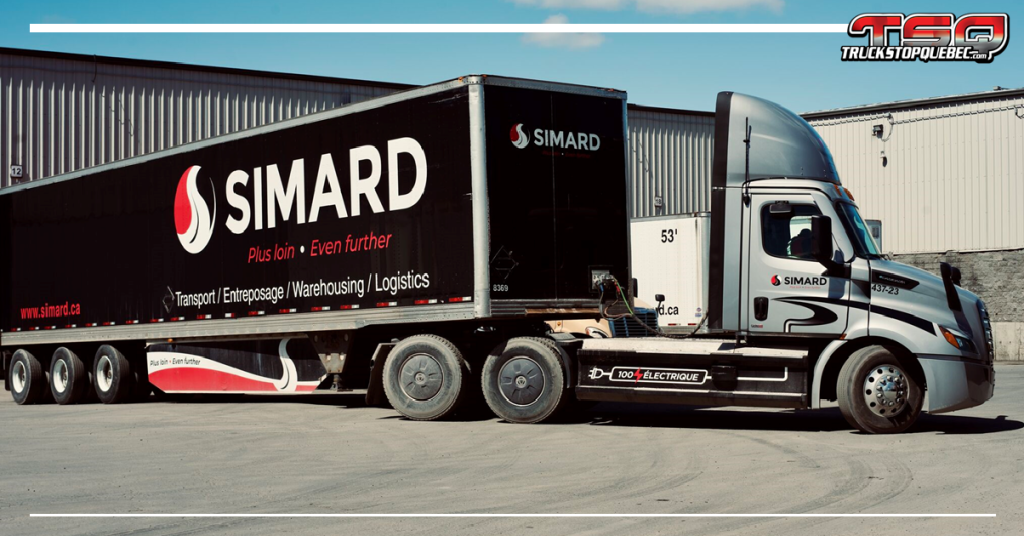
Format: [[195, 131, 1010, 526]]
[[939, 325, 976, 353]]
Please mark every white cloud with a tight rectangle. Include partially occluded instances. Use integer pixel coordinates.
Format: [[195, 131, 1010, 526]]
[[510, 0, 784, 14], [522, 14, 606, 49]]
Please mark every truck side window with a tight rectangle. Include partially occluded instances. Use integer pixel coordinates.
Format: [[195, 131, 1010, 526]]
[[762, 204, 821, 260]]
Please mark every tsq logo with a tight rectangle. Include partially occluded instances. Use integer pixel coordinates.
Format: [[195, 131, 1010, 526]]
[[174, 166, 216, 254], [843, 13, 1009, 63]]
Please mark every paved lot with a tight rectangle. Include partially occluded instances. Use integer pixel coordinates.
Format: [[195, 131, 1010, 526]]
[[1, 365, 1022, 535]]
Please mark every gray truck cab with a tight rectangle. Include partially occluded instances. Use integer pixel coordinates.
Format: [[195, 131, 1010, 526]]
[[579, 92, 994, 434], [712, 92, 994, 424]]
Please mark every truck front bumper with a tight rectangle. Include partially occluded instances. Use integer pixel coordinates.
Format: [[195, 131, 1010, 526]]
[[919, 355, 994, 414]]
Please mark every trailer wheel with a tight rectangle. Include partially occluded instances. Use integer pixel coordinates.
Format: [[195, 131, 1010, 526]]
[[50, 347, 90, 405], [10, 349, 47, 405], [837, 346, 923, 434], [481, 337, 569, 424], [382, 335, 470, 421], [94, 345, 133, 404]]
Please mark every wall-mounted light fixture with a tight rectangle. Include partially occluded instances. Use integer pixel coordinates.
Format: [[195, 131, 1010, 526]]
[[872, 124, 884, 138]]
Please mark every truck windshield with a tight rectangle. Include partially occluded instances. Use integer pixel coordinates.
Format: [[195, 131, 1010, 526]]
[[837, 202, 881, 259]]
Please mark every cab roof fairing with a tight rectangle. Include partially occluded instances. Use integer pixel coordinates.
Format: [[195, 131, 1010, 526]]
[[718, 92, 841, 189]]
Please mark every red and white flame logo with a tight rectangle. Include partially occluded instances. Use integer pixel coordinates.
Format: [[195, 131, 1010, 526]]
[[510, 123, 529, 149], [174, 166, 216, 254]]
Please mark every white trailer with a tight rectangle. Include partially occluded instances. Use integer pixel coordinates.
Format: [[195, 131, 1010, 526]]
[[629, 214, 710, 333]]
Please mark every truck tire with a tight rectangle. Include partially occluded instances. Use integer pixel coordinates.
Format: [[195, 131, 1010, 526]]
[[50, 347, 90, 405], [94, 345, 133, 404], [481, 337, 569, 424], [837, 346, 923, 434], [10, 349, 47, 405], [382, 335, 470, 421]]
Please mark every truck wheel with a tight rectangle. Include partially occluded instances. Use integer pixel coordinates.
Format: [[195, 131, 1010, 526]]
[[837, 346, 923, 434], [481, 337, 568, 424], [50, 347, 90, 405], [10, 349, 47, 405], [94, 345, 133, 404], [382, 335, 470, 421]]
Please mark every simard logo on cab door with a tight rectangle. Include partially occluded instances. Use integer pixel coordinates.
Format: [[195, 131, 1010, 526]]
[[772, 275, 828, 288]]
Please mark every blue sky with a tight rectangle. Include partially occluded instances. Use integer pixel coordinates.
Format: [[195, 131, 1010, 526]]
[[2, 1, 1020, 113]]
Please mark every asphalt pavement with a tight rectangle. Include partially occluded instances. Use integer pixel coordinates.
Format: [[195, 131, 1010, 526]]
[[2, 365, 1022, 535]]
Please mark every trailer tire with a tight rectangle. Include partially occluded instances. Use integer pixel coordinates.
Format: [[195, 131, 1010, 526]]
[[837, 346, 923, 434], [94, 345, 133, 404], [382, 335, 469, 421], [50, 347, 90, 405], [481, 337, 569, 424], [10, 349, 47, 405]]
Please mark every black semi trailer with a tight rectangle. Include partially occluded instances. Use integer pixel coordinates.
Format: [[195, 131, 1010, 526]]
[[1, 75, 630, 421], [3, 76, 994, 432]]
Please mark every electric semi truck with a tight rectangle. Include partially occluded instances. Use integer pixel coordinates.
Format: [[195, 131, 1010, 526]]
[[1, 76, 994, 434]]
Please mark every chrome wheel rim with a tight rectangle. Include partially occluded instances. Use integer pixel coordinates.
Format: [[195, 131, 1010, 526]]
[[12, 361, 27, 393], [864, 364, 908, 417], [97, 355, 114, 392], [53, 359, 69, 394]]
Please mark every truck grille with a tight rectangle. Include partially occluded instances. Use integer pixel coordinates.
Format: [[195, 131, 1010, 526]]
[[608, 309, 659, 338], [978, 301, 994, 364]]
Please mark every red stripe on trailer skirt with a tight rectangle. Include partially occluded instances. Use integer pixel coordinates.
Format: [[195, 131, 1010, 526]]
[[295, 384, 318, 392], [149, 367, 278, 393]]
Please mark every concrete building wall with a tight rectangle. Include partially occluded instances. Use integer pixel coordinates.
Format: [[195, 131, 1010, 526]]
[[893, 250, 1024, 362]]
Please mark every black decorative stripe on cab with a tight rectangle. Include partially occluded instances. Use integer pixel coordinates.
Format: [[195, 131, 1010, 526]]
[[775, 296, 935, 336], [776, 298, 839, 332]]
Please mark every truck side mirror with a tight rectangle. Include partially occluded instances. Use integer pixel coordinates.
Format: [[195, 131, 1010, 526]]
[[655, 294, 665, 303], [810, 215, 834, 267]]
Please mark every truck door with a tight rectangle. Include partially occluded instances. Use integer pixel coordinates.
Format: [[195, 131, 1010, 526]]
[[743, 193, 849, 335]]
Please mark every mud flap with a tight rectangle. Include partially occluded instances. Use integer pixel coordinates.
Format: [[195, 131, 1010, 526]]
[[365, 343, 396, 407]]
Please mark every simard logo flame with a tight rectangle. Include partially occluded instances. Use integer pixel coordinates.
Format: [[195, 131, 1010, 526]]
[[173, 137, 427, 253], [174, 166, 216, 254], [510, 123, 529, 149]]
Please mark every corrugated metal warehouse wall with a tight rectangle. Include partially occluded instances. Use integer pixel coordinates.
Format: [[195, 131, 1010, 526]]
[[0, 48, 408, 189], [627, 105, 715, 219], [805, 90, 1024, 254]]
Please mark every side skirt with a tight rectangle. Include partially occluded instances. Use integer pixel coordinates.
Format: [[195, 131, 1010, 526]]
[[576, 347, 809, 409]]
